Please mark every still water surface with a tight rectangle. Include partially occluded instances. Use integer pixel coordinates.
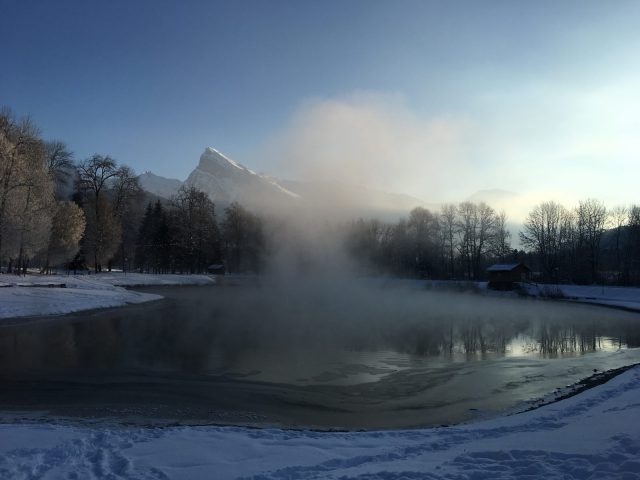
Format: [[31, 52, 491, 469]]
[[1, 283, 639, 429]]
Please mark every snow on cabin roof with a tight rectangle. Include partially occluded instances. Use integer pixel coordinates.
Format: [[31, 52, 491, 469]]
[[486, 263, 529, 272]]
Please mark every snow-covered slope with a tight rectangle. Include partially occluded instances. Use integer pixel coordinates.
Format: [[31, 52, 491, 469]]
[[184, 147, 299, 209], [138, 172, 183, 199]]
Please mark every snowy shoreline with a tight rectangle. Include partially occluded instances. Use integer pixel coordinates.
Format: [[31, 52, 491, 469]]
[[1, 365, 639, 479], [0, 273, 214, 321], [0, 275, 639, 477], [415, 278, 640, 313], [2, 273, 640, 322]]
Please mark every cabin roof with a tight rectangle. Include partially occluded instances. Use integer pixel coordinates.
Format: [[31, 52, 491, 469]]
[[486, 263, 530, 272]]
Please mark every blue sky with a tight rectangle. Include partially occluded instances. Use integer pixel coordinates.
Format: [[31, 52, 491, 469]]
[[2, 0, 640, 210]]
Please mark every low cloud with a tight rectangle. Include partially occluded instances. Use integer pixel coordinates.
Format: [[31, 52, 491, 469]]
[[260, 92, 476, 202], [256, 81, 640, 222]]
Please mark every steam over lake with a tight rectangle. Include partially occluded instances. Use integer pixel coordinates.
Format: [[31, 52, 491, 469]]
[[1, 281, 639, 429]]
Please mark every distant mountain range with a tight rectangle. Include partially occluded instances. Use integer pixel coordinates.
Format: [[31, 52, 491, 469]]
[[139, 148, 526, 222], [138, 147, 430, 218], [139, 149, 526, 246], [138, 172, 183, 199]]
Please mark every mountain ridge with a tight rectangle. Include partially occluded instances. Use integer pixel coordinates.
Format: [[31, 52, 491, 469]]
[[139, 147, 431, 217]]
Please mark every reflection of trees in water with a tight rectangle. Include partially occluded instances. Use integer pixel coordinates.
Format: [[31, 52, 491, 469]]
[[392, 316, 639, 358], [538, 324, 577, 355], [0, 318, 124, 371], [72, 319, 119, 367], [115, 306, 220, 372], [459, 321, 508, 354], [533, 316, 640, 356], [0, 309, 217, 373], [536, 322, 604, 355], [1, 297, 640, 375], [624, 329, 640, 349], [388, 317, 524, 357], [0, 323, 80, 371]]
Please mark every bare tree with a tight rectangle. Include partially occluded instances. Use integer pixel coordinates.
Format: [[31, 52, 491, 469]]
[[491, 210, 512, 261], [110, 165, 144, 271], [45, 140, 74, 198], [77, 155, 119, 201], [457, 202, 496, 279], [520, 201, 572, 282], [390, 218, 411, 274], [407, 207, 439, 277], [439, 204, 457, 278], [575, 198, 607, 283], [457, 202, 476, 279], [609, 205, 628, 284], [626, 205, 640, 285], [111, 165, 141, 217], [77, 155, 120, 272], [83, 196, 122, 272], [476, 202, 497, 276]]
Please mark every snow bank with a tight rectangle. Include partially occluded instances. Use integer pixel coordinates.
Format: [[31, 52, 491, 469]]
[[1, 366, 639, 479], [418, 278, 640, 312], [522, 283, 640, 312], [0, 273, 214, 320]]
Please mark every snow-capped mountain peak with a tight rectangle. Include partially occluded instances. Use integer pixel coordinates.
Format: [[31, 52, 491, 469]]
[[185, 147, 299, 207], [140, 147, 426, 216], [201, 147, 257, 175]]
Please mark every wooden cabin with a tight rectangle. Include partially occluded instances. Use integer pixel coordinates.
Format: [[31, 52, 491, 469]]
[[486, 263, 531, 290], [207, 264, 226, 275]]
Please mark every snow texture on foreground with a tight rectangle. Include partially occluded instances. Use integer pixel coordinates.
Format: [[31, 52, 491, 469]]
[[0, 273, 214, 320], [1, 367, 639, 479]]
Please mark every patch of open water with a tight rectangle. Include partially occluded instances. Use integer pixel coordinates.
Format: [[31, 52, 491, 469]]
[[1, 283, 639, 429]]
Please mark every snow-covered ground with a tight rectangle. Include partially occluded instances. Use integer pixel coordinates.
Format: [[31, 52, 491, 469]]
[[521, 283, 640, 312], [0, 273, 214, 320], [0, 366, 638, 479], [416, 278, 640, 312]]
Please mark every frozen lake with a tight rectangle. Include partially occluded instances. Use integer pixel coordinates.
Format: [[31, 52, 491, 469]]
[[1, 282, 639, 429]]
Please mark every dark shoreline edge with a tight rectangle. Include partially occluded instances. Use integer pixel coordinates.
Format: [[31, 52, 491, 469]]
[[1, 363, 637, 434], [512, 362, 640, 416]]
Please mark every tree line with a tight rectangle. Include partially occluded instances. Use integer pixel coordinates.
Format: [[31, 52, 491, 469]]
[[346, 199, 640, 286], [0, 108, 264, 275], [135, 196, 264, 274], [520, 200, 640, 285], [2, 107, 639, 285], [345, 202, 512, 281]]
